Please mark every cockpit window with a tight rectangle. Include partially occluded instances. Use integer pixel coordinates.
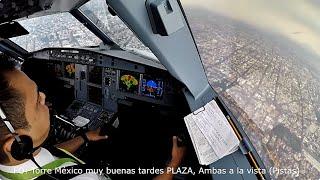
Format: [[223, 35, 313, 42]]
[[79, 0, 153, 54], [10, 13, 102, 52], [182, 0, 320, 179]]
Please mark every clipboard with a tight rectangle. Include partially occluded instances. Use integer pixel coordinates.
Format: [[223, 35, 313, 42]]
[[185, 96, 266, 179], [184, 98, 240, 165]]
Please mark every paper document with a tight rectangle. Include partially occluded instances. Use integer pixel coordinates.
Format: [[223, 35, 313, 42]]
[[184, 99, 240, 165], [73, 116, 90, 127]]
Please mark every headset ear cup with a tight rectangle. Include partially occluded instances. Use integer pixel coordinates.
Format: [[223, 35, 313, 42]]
[[11, 135, 34, 161]]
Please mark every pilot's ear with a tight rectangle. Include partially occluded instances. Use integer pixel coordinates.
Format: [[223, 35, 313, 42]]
[[2, 136, 15, 154]]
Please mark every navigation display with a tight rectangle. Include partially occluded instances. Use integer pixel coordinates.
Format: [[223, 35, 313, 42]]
[[119, 70, 140, 94], [53, 62, 63, 77], [141, 75, 163, 99], [88, 66, 102, 85]]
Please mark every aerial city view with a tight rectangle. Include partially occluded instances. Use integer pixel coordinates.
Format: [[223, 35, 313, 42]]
[[10, 0, 320, 179], [184, 8, 320, 179], [11, 13, 101, 51]]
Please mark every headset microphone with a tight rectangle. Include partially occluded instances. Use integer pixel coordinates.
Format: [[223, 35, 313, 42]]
[[0, 106, 59, 180], [0, 106, 35, 161]]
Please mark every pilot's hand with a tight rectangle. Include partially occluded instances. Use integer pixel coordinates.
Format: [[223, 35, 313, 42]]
[[170, 136, 186, 168], [86, 128, 108, 141]]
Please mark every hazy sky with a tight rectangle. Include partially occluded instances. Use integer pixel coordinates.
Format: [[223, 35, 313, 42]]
[[182, 0, 320, 58]]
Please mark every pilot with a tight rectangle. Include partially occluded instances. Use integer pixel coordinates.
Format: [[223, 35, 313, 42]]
[[0, 54, 185, 180]]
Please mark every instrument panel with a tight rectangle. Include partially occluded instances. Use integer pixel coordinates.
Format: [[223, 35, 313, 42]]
[[32, 48, 179, 112]]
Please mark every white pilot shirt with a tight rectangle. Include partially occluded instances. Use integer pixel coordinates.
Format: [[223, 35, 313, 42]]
[[0, 148, 108, 180]]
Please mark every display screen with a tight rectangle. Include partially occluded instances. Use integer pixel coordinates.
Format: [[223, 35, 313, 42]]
[[119, 70, 140, 94], [88, 66, 102, 85], [88, 86, 102, 105], [141, 75, 164, 99], [53, 62, 63, 77], [64, 63, 75, 79]]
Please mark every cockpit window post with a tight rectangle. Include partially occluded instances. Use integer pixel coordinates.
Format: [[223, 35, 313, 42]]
[[0, 39, 29, 61], [70, 8, 117, 48]]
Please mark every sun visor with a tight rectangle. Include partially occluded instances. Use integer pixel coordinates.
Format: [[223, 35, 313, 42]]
[[0, 21, 29, 39], [0, 0, 54, 24]]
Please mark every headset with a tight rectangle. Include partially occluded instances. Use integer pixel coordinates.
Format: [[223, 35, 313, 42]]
[[0, 106, 59, 180], [0, 106, 37, 161]]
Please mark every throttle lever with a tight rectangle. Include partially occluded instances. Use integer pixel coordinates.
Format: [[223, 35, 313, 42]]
[[53, 114, 75, 127], [99, 112, 119, 137]]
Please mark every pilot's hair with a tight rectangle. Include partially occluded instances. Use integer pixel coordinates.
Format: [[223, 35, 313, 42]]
[[0, 54, 29, 163]]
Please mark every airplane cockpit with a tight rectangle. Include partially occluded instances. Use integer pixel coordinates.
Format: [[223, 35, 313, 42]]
[[0, 0, 274, 179], [22, 44, 193, 179]]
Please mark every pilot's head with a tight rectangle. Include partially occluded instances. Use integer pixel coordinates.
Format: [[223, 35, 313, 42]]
[[0, 54, 50, 165]]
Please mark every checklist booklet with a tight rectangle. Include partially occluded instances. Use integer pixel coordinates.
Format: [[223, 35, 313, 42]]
[[184, 99, 240, 165]]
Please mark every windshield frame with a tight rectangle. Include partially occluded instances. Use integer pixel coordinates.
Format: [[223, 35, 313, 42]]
[[70, 8, 116, 47], [3, 0, 156, 56], [78, 0, 153, 54], [6, 7, 116, 53]]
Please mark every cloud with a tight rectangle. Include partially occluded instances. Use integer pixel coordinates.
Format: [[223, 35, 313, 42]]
[[181, 0, 320, 58]]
